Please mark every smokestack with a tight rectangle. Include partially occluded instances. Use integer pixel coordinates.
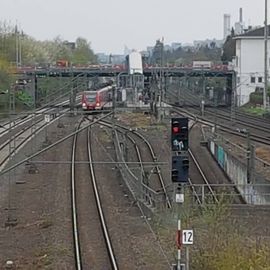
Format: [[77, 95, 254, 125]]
[[223, 14, 231, 39], [240, 8, 243, 23]]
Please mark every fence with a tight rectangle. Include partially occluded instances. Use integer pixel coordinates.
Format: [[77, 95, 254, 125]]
[[187, 183, 270, 205]]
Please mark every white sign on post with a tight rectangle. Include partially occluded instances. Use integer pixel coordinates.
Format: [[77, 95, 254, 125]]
[[175, 193, 184, 203], [182, 230, 193, 245], [44, 114, 51, 123]]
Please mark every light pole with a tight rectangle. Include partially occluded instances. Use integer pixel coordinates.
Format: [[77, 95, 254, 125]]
[[116, 71, 127, 105], [264, 0, 268, 109], [6, 84, 17, 226], [116, 71, 127, 88]]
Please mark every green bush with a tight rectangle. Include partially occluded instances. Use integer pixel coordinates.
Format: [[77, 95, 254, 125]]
[[15, 90, 33, 107], [249, 93, 263, 105], [154, 197, 270, 270]]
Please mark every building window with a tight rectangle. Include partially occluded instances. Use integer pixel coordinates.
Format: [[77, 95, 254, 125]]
[[258, 77, 263, 83], [250, 77, 256, 83], [237, 77, 240, 84]]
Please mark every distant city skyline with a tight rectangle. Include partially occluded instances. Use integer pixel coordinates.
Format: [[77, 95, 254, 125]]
[[0, 0, 266, 54]]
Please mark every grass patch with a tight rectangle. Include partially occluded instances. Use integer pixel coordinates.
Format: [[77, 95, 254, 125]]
[[242, 106, 267, 116], [256, 146, 270, 163], [98, 128, 111, 143], [38, 219, 53, 229], [152, 197, 270, 269], [117, 112, 152, 128], [32, 244, 72, 269], [149, 122, 167, 131]]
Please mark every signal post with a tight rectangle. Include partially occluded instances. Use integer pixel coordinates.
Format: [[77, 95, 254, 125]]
[[170, 117, 190, 270]]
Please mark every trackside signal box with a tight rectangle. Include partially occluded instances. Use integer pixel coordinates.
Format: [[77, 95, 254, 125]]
[[171, 118, 188, 152]]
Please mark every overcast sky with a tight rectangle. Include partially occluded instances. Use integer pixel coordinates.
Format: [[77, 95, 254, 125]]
[[0, 0, 266, 54]]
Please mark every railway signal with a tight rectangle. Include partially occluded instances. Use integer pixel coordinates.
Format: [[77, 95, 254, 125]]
[[171, 117, 189, 183], [171, 118, 188, 152], [171, 155, 189, 183]]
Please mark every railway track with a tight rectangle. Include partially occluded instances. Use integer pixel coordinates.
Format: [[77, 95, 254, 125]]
[[167, 88, 270, 144], [0, 89, 74, 137], [100, 119, 172, 209], [101, 117, 238, 207], [188, 147, 245, 205], [100, 115, 245, 207], [0, 110, 68, 171], [188, 148, 218, 204], [0, 91, 83, 172], [170, 104, 270, 148], [170, 90, 270, 143], [71, 117, 118, 269]]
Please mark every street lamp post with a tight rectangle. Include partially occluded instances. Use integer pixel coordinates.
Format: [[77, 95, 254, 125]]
[[6, 84, 17, 226], [264, 0, 268, 109], [116, 71, 127, 89]]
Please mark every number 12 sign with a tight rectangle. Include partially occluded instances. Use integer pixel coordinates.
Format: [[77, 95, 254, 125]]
[[182, 230, 193, 245]]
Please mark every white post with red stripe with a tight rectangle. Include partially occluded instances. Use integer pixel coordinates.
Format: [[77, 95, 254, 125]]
[[177, 219, 182, 270]]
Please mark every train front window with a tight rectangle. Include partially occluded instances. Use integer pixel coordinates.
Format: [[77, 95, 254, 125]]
[[85, 94, 96, 102]]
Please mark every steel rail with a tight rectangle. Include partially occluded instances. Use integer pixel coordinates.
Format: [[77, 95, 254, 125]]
[[71, 120, 83, 270], [0, 117, 43, 149], [87, 127, 119, 269], [0, 112, 113, 176], [132, 129, 172, 208], [171, 106, 270, 146], [0, 120, 47, 170], [188, 148, 219, 203], [101, 120, 172, 208], [0, 97, 72, 136]]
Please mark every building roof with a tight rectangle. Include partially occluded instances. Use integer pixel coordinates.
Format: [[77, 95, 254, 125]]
[[234, 25, 270, 39]]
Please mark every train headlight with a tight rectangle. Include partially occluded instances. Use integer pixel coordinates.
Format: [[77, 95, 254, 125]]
[[82, 103, 87, 108], [96, 102, 100, 107]]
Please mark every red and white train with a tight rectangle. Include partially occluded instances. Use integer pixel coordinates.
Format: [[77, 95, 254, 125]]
[[81, 85, 113, 111]]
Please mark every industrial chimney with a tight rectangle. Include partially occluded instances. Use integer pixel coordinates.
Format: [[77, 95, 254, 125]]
[[223, 14, 231, 39], [239, 8, 243, 23]]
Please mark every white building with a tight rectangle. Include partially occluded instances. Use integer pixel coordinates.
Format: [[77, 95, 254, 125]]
[[127, 51, 143, 74], [233, 26, 269, 106]]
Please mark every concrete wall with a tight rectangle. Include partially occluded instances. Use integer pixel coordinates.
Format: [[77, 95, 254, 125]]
[[208, 139, 270, 205], [209, 140, 247, 185]]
